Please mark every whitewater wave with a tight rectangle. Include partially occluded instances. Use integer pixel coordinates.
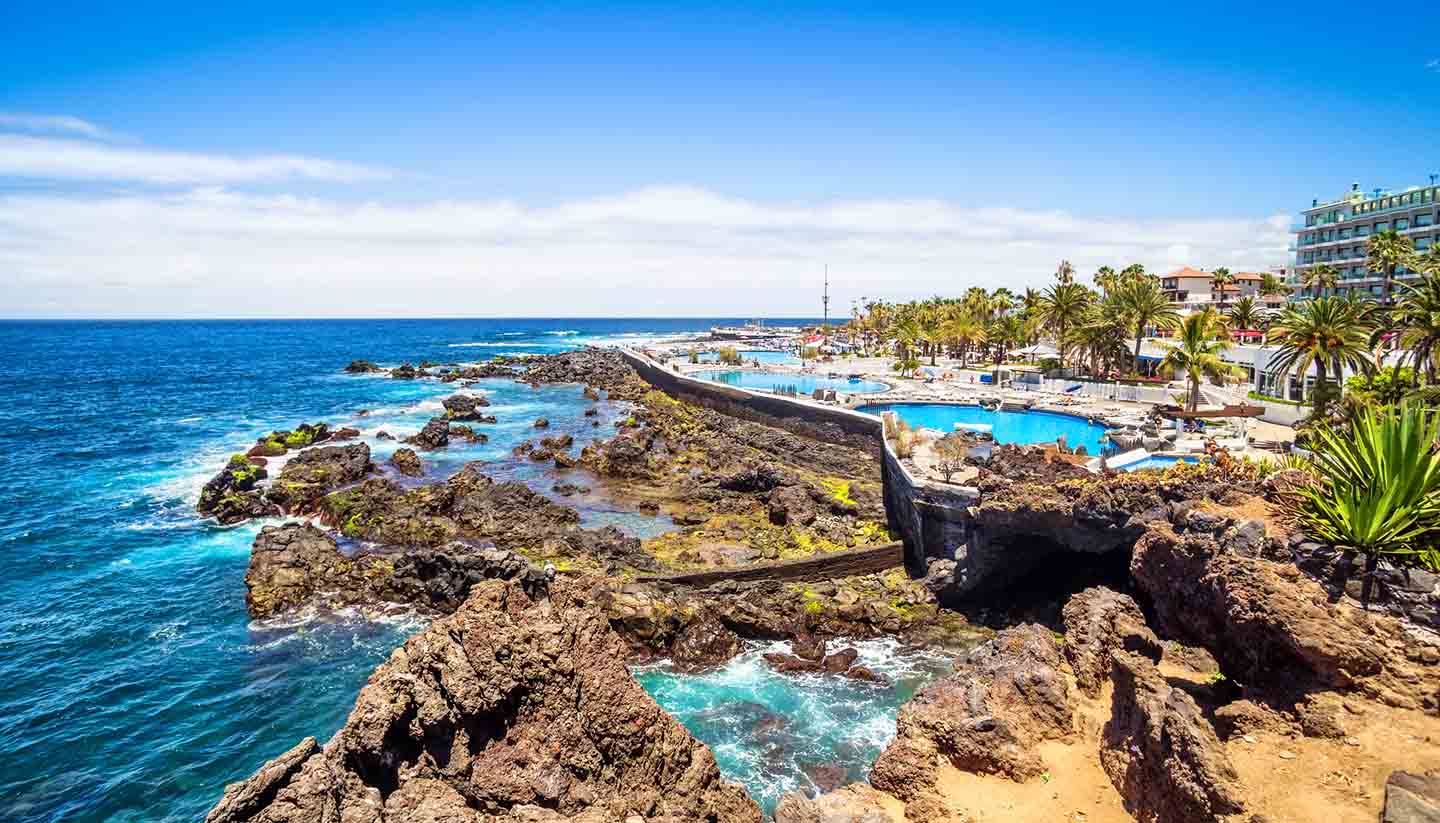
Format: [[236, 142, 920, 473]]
[[545, 330, 579, 336]]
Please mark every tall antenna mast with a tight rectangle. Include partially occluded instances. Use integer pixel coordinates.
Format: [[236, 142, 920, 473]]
[[822, 265, 830, 335]]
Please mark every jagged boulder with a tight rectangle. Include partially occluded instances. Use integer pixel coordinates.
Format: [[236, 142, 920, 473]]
[[1131, 519, 1440, 712], [343, 359, 382, 373], [870, 624, 1072, 798], [387, 447, 424, 477], [1100, 651, 1248, 823], [207, 579, 761, 823], [670, 609, 743, 672], [768, 484, 819, 526], [774, 784, 903, 823], [404, 418, 450, 450], [1061, 586, 1162, 696], [1382, 771, 1440, 823], [197, 455, 278, 524], [263, 443, 374, 515], [441, 393, 491, 420]]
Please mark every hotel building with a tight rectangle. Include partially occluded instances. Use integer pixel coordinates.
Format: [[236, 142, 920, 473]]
[[1290, 180, 1440, 300]]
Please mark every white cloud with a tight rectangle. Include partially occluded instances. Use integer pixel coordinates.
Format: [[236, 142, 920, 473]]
[[0, 134, 391, 184], [0, 112, 121, 140], [0, 186, 1291, 317]]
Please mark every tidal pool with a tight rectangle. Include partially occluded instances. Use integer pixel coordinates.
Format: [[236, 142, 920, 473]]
[[858, 402, 1111, 455], [693, 369, 890, 395], [633, 637, 953, 815]]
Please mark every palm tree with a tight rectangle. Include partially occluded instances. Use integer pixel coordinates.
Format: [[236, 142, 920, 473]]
[[1368, 228, 1415, 305], [940, 314, 985, 367], [1287, 401, 1440, 608], [1392, 275, 1440, 385], [1055, 260, 1075, 285], [1302, 263, 1340, 298], [1227, 295, 1265, 333], [1036, 282, 1093, 371], [1160, 308, 1231, 411], [1114, 277, 1180, 375], [1094, 266, 1118, 295], [1267, 297, 1374, 416], [1210, 267, 1235, 313], [1415, 246, 1440, 278], [1073, 300, 1132, 377]]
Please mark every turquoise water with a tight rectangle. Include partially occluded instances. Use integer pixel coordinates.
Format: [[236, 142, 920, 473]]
[[857, 402, 1110, 455], [1120, 455, 1201, 472], [693, 350, 801, 366], [0, 317, 827, 823], [634, 638, 953, 815], [693, 369, 891, 395]]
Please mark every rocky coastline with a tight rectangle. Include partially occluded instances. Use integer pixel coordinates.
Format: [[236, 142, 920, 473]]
[[205, 349, 1440, 823]]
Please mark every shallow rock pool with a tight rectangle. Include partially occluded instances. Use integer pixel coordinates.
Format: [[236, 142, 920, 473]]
[[633, 637, 954, 815]]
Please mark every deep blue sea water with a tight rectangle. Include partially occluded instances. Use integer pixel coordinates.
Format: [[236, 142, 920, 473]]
[[0, 318, 830, 823]]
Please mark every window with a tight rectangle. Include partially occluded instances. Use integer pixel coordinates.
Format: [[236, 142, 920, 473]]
[[1418, 237, 1433, 251], [1416, 213, 1434, 227], [1339, 228, 1352, 239], [1376, 221, 1389, 232], [1396, 218, 1410, 230], [1357, 225, 1370, 236]]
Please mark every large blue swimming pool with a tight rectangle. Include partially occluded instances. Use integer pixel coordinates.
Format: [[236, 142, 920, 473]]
[[1120, 455, 1201, 472], [694, 369, 890, 395], [694, 350, 801, 366], [857, 402, 1110, 455]]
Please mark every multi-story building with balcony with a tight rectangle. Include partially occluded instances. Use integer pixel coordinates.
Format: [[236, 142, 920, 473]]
[[1158, 266, 1285, 316], [1290, 180, 1440, 300]]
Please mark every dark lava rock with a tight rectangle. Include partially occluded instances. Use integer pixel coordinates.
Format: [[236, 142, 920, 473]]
[[670, 610, 743, 673], [343, 359, 382, 373], [390, 363, 419, 379], [1100, 651, 1247, 823], [263, 443, 375, 515], [843, 665, 888, 684], [821, 647, 859, 673], [388, 447, 424, 478], [446, 423, 487, 443], [553, 451, 577, 469], [552, 482, 590, 497], [530, 448, 554, 462], [539, 433, 573, 451], [197, 455, 279, 524], [208, 579, 761, 823], [584, 407, 599, 417], [1382, 771, 1440, 823], [768, 484, 818, 527], [375, 430, 394, 440], [328, 426, 361, 441], [403, 418, 450, 450], [763, 652, 822, 674], [533, 417, 550, 428], [791, 631, 827, 662], [871, 624, 1073, 797], [1060, 586, 1161, 697], [441, 393, 491, 421]]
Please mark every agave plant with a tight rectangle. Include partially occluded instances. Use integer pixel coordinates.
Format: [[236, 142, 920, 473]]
[[1287, 401, 1440, 606]]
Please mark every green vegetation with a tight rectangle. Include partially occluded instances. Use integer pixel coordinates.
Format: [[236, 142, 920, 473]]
[[1267, 297, 1374, 419], [715, 346, 743, 366], [1284, 401, 1440, 604], [819, 478, 856, 507], [1159, 308, 1231, 412], [1247, 390, 1302, 406]]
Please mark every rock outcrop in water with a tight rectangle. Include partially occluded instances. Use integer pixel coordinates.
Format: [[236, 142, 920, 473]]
[[197, 455, 279, 524], [317, 463, 653, 574], [246, 521, 549, 618], [209, 578, 761, 823], [262, 443, 375, 515]]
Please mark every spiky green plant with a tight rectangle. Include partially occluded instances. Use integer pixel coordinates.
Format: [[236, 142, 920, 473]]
[[1288, 402, 1440, 605]]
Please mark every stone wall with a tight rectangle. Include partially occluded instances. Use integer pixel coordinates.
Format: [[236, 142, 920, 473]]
[[878, 416, 979, 578], [619, 349, 882, 453]]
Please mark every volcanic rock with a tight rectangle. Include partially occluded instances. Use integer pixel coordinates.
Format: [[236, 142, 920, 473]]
[[870, 624, 1072, 798], [262, 443, 374, 515], [1061, 586, 1162, 696], [404, 418, 450, 450], [207, 579, 761, 823], [388, 447, 424, 477], [774, 784, 901, 823], [343, 359, 382, 373], [533, 417, 550, 428], [441, 393, 491, 421], [1382, 770, 1440, 823], [389, 362, 419, 379], [670, 610, 743, 672], [197, 455, 278, 524], [1100, 651, 1248, 823]]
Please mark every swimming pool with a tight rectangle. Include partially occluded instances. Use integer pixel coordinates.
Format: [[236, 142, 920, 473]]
[[1119, 455, 1201, 472], [694, 350, 801, 366], [693, 369, 891, 395], [857, 402, 1110, 455]]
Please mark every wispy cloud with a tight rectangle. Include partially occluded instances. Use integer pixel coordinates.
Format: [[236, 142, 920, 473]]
[[0, 186, 1290, 317], [0, 112, 122, 140], [0, 135, 392, 185]]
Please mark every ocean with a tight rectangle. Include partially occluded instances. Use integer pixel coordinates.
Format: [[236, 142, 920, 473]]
[[0, 318, 824, 823]]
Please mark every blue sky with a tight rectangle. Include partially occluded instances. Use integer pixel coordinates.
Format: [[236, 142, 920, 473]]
[[1, 1, 1437, 316]]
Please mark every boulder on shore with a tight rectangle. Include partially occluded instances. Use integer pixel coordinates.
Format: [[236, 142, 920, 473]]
[[387, 447, 424, 477], [441, 393, 491, 421], [207, 579, 761, 823], [404, 418, 450, 450], [262, 443, 374, 515], [197, 455, 278, 524]]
